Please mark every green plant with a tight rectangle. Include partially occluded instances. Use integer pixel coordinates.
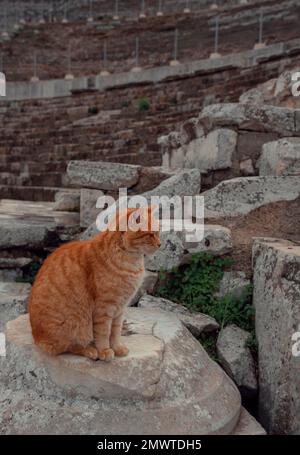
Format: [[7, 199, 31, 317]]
[[216, 285, 254, 331], [156, 253, 233, 313], [200, 333, 219, 363], [88, 106, 99, 116], [245, 330, 258, 359], [155, 253, 256, 356], [138, 98, 150, 112]]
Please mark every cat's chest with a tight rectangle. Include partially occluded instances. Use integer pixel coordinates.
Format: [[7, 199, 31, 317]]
[[103, 269, 144, 307], [123, 268, 145, 290], [97, 267, 144, 292]]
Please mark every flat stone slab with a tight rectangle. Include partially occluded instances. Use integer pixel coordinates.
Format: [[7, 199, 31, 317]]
[[143, 168, 201, 199], [199, 103, 297, 136], [0, 386, 261, 435], [2, 308, 242, 435], [0, 282, 31, 331], [0, 257, 32, 269], [0, 199, 80, 249], [145, 223, 232, 271], [67, 160, 141, 190], [259, 138, 300, 176], [200, 176, 300, 218], [138, 295, 219, 337]]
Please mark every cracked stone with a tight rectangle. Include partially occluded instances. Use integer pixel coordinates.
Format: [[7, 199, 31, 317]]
[[2, 308, 242, 434]]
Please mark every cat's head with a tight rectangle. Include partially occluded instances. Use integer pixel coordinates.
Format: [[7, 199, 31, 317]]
[[116, 206, 161, 255]]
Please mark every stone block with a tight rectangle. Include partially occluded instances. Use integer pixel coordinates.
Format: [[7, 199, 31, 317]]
[[80, 188, 104, 228], [253, 238, 300, 434], [2, 308, 242, 434], [67, 161, 141, 190]]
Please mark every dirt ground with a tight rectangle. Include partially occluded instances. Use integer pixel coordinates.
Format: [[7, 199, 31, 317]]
[[207, 197, 300, 277]]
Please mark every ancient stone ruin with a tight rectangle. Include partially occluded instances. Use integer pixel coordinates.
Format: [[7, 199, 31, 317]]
[[0, 0, 300, 437]]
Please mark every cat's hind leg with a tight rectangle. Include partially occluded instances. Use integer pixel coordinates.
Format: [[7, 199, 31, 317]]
[[35, 340, 69, 356], [93, 314, 115, 361], [110, 313, 129, 357]]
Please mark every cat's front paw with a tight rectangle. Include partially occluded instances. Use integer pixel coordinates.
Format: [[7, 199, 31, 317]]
[[84, 345, 99, 360], [98, 348, 115, 362], [113, 344, 129, 357]]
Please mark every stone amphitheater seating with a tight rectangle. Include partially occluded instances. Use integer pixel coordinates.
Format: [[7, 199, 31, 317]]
[[2, 47, 300, 200], [3, 0, 300, 81], [1, 0, 300, 201]]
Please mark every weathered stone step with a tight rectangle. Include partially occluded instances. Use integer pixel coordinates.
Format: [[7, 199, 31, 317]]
[[0, 185, 60, 202], [201, 176, 300, 219], [199, 103, 300, 136], [0, 380, 264, 435], [0, 173, 63, 189], [0, 199, 80, 249], [145, 223, 232, 271], [259, 138, 300, 176], [2, 308, 242, 434], [0, 282, 31, 331]]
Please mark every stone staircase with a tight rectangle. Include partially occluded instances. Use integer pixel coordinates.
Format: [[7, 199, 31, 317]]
[[2, 46, 300, 201], [1, 0, 300, 201], [2, 0, 300, 81]]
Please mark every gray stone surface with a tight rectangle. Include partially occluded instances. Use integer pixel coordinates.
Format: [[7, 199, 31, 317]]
[[185, 128, 237, 171], [217, 324, 257, 393], [53, 190, 80, 212], [145, 229, 184, 272], [67, 161, 141, 190], [80, 188, 104, 228], [0, 257, 32, 269], [217, 271, 251, 299], [240, 158, 255, 176], [0, 221, 49, 249], [143, 168, 201, 199], [259, 138, 300, 176], [253, 238, 300, 434], [0, 200, 80, 249], [232, 408, 266, 435], [162, 127, 237, 172], [138, 295, 219, 337], [201, 176, 300, 218], [184, 224, 233, 256], [0, 270, 23, 282], [0, 282, 31, 331], [1, 308, 241, 435], [199, 103, 297, 135], [239, 69, 298, 107], [145, 223, 232, 272], [0, 383, 263, 435]]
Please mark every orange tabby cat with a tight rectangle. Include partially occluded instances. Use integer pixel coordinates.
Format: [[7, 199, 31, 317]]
[[29, 206, 160, 361]]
